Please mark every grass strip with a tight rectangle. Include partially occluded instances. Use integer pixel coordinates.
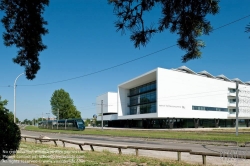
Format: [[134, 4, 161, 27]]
[[24, 126, 250, 143], [12, 141, 196, 166]]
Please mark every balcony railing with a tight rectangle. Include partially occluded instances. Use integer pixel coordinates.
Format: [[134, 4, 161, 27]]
[[228, 102, 236, 107]]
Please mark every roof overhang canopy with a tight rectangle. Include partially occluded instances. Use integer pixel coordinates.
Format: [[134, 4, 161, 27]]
[[119, 69, 157, 89]]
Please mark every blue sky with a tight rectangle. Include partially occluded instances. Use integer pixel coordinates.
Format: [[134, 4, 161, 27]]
[[0, 0, 250, 121]]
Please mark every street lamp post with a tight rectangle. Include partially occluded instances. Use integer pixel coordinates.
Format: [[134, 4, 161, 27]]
[[101, 100, 103, 131], [14, 73, 24, 123], [57, 109, 59, 129]]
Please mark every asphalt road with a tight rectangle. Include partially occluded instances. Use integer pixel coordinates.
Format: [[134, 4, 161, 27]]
[[21, 130, 250, 155]]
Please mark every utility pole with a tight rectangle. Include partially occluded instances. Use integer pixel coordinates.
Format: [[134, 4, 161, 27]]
[[236, 81, 239, 136], [57, 109, 59, 129], [101, 100, 103, 131], [92, 101, 111, 130]]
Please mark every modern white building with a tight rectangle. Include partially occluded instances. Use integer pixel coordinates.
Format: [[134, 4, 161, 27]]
[[96, 66, 250, 128], [96, 92, 118, 122]]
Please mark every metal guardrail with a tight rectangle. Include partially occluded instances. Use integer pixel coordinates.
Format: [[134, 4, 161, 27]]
[[190, 151, 221, 165], [21, 136, 58, 147], [190, 151, 250, 165], [21, 136, 250, 166], [245, 142, 250, 147], [60, 139, 85, 150], [84, 142, 127, 154], [127, 145, 191, 161]]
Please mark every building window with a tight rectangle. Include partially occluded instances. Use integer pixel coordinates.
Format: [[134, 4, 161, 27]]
[[140, 103, 156, 114], [229, 88, 236, 93], [129, 81, 156, 97], [229, 109, 236, 114], [128, 81, 156, 115], [228, 99, 236, 103], [130, 106, 137, 115], [192, 106, 228, 112]]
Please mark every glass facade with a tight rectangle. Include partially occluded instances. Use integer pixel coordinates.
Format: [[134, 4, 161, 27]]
[[105, 118, 249, 128], [228, 99, 236, 103], [128, 81, 156, 115], [140, 103, 156, 114], [192, 106, 228, 112], [129, 91, 156, 106], [229, 88, 236, 93], [128, 81, 156, 97], [130, 106, 137, 115], [229, 109, 236, 113]]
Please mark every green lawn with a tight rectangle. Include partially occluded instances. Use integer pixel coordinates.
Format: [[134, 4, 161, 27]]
[[24, 126, 250, 143], [14, 141, 196, 166]]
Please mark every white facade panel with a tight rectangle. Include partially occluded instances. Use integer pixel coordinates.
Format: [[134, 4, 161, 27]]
[[118, 113, 158, 120], [97, 114, 118, 121], [157, 68, 237, 119], [238, 84, 250, 117], [96, 92, 118, 114], [118, 87, 129, 116]]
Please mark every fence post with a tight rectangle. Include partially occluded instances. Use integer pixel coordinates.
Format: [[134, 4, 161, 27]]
[[53, 140, 58, 147], [79, 145, 83, 151], [177, 152, 181, 161], [202, 155, 206, 165], [90, 145, 94, 151], [118, 148, 122, 155], [135, 149, 139, 156]]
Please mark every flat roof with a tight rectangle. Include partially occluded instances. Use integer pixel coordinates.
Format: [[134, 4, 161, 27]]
[[117, 66, 250, 89]]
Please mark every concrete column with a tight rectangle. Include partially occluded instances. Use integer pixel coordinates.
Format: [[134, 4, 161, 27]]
[[215, 119, 220, 128], [245, 119, 249, 127], [194, 119, 199, 128]]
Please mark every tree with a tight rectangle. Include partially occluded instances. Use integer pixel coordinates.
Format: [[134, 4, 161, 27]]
[[7, 111, 19, 123], [22, 119, 32, 125], [0, 0, 49, 80], [37, 117, 43, 122], [0, 96, 21, 160], [50, 89, 81, 119], [92, 116, 97, 127], [85, 118, 91, 126], [109, 0, 219, 62]]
